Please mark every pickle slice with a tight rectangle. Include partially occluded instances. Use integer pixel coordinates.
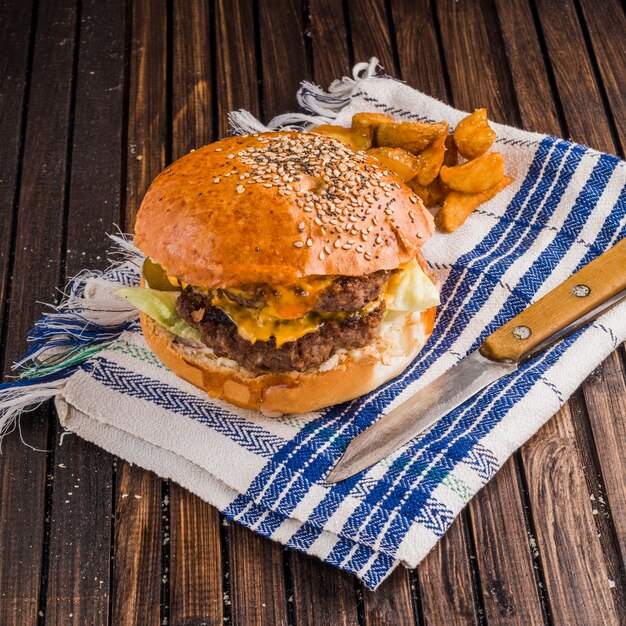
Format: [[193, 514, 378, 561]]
[[142, 257, 181, 291]]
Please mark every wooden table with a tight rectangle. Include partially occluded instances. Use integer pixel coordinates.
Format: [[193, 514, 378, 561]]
[[1, 1, 625, 624]]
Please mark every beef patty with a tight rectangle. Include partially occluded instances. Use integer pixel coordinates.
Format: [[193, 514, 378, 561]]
[[177, 288, 385, 372], [223, 269, 391, 313]]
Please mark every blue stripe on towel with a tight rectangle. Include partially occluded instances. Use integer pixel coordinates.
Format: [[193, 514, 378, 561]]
[[86, 358, 285, 458]]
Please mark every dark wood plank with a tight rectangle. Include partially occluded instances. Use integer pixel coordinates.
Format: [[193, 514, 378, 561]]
[[228, 524, 288, 626], [422, 3, 548, 623], [577, 0, 626, 152], [43, 0, 127, 623], [361, 567, 415, 626], [215, 0, 259, 138], [345, 0, 397, 75], [417, 517, 480, 625], [111, 464, 163, 626], [435, 0, 518, 123], [494, 0, 560, 134], [579, 351, 626, 574], [469, 465, 546, 625], [290, 555, 359, 626], [111, 1, 168, 624], [0, 1, 78, 623], [0, 0, 33, 327], [389, 0, 449, 101], [533, 0, 614, 149], [168, 2, 224, 624], [308, 0, 350, 85], [258, 0, 308, 118], [521, 400, 620, 626]]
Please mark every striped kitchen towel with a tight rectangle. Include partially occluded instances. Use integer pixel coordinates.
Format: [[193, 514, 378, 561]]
[[1, 59, 625, 590]]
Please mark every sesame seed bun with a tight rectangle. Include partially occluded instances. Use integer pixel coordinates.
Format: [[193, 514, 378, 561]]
[[134, 131, 434, 288], [140, 305, 436, 415]]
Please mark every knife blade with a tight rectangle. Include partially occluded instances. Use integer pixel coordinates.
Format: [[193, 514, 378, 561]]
[[326, 238, 626, 483], [325, 352, 516, 483]]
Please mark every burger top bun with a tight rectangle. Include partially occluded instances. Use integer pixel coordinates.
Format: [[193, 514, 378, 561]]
[[134, 131, 434, 288]]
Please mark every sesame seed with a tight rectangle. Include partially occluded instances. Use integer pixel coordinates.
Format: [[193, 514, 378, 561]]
[[213, 177, 220, 183], [298, 221, 305, 231], [342, 243, 352, 250], [236, 185, 245, 193], [318, 251, 325, 260], [417, 232, 424, 238], [294, 241, 304, 248], [227, 153, 235, 159], [324, 245, 331, 255], [410, 196, 418, 204], [334, 240, 342, 248], [306, 238, 313, 247], [215, 148, 222, 152]]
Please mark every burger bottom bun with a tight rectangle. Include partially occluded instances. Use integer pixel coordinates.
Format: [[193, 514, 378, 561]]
[[140, 307, 436, 415]]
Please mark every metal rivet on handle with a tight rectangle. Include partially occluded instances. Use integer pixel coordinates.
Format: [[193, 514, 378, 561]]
[[512, 325, 532, 340], [572, 284, 591, 297]]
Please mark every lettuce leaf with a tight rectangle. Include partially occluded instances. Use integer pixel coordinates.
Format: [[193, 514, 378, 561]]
[[114, 287, 201, 341], [386, 259, 440, 312]]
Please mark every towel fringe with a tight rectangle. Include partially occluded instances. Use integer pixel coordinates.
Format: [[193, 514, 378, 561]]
[[0, 231, 145, 450], [228, 57, 382, 134]]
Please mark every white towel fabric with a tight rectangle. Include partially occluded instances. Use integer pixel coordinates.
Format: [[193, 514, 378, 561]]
[[4, 60, 625, 589]]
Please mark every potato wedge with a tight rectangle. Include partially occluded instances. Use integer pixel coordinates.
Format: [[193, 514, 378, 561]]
[[406, 176, 448, 208], [435, 175, 513, 232], [367, 147, 420, 181], [414, 136, 446, 186], [453, 108, 496, 159], [351, 113, 394, 147], [310, 124, 372, 150], [443, 134, 458, 167], [352, 112, 394, 132], [439, 152, 504, 193], [375, 120, 449, 154]]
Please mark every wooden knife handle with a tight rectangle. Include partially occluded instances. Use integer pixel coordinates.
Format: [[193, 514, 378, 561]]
[[480, 238, 626, 363]]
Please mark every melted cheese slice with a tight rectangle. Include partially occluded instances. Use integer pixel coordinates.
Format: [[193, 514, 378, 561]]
[[227, 276, 334, 320], [212, 293, 347, 347]]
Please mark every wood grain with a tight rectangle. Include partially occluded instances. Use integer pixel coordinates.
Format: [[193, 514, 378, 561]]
[[521, 399, 620, 626], [110, 1, 168, 625], [417, 516, 480, 625], [228, 523, 288, 626], [494, 0, 560, 135], [345, 0, 397, 75], [308, 0, 351, 84], [290, 553, 359, 626], [43, 0, 127, 623], [361, 566, 415, 626], [0, 0, 32, 325], [215, 0, 259, 138], [533, 0, 614, 150], [435, 0, 517, 123], [0, 1, 78, 624], [577, 0, 626, 152], [389, 0, 449, 101], [258, 0, 308, 118], [168, 3, 224, 624]]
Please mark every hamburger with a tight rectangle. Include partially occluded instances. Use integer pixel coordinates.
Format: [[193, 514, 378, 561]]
[[116, 131, 439, 414]]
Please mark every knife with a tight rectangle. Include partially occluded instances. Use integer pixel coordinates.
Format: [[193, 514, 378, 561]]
[[326, 238, 626, 483]]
